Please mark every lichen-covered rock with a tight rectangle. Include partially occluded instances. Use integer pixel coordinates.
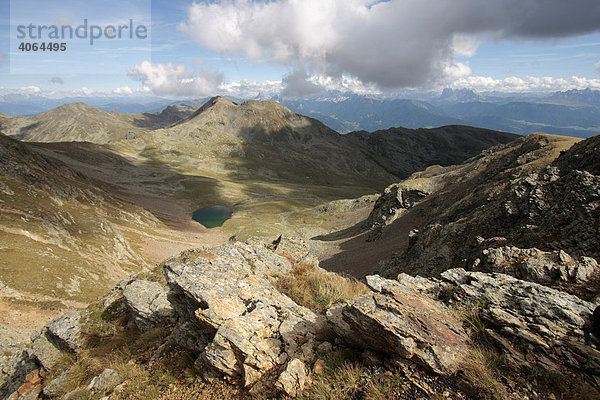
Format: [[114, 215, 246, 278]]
[[164, 239, 326, 393], [327, 275, 469, 375], [473, 245, 598, 285], [440, 268, 600, 374], [276, 358, 308, 397], [123, 280, 175, 331], [87, 368, 122, 393], [8, 369, 45, 400], [0, 331, 36, 400], [44, 311, 83, 353]]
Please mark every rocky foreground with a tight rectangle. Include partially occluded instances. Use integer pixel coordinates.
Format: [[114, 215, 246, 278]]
[[1, 134, 599, 399], [1, 234, 599, 399]]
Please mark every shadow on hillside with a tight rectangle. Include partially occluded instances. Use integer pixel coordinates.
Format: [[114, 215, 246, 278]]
[[132, 114, 177, 130], [220, 124, 393, 209], [312, 220, 367, 242], [314, 198, 431, 278], [15, 122, 41, 140], [32, 141, 227, 230]]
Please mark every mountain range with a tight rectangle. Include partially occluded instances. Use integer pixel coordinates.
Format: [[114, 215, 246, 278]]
[[3, 89, 599, 138], [281, 88, 600, 137]]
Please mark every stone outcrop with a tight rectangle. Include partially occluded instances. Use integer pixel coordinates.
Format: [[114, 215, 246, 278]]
[[365, 183, 430, 229], [26, 311, 83, 374], [472, 243, 598, 285], [87, 368, 122, 393], [328, 275, 469, 375], [380, 134, 600, 281], [164, 239, 326, 396], [44, 312, 83, 353], [123, 280, 175, 331], [396, 267, 600, 379]]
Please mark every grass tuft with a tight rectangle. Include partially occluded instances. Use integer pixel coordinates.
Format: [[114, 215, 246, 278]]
[[275, 262, 368, 314], [458, 347, 507, 400]]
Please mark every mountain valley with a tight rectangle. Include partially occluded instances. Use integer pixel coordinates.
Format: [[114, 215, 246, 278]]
[[0, 97, 599, 399]]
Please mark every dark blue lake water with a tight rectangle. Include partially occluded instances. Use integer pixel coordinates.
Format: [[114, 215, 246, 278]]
[[192, 206, 233, 228]]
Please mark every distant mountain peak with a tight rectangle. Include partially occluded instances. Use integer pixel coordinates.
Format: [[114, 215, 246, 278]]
[[186, 96, 238, 120], [439, 88, 481, 102]]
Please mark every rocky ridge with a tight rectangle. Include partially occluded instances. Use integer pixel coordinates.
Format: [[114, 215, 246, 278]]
[[371, 134, 599, 295]]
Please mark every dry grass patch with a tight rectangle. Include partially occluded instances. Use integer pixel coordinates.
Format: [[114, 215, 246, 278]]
[[458, 347, 507, 400], [308, 362, 365, 400], [274, 262, 368, 314]]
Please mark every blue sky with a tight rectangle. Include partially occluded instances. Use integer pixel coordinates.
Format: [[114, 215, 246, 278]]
[[1, 0, 600, 98]]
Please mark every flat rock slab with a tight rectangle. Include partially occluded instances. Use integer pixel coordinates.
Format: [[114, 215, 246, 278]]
[[123, 280, 175, 331], [328, 275, 469, 375]]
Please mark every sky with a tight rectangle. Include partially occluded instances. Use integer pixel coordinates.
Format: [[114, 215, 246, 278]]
[[1, 0, 600, 99]]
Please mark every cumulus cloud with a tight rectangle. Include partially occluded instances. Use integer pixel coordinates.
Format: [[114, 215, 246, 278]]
[[220, 79, 283, 98], [128, 61, 224, 96], [113, 86, 133, 95], [20, 86, 41, 94], [281, 69, 324, 98], [50, 77, 64, 85], [179, 0, 600, 90]]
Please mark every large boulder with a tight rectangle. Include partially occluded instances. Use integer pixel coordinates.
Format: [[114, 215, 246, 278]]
[[25, 312, 82, 374], [123, 280, 175, 331], [44, 312, 83, 353], [164, 239, 326, 395], [327, 275, 469, 375]]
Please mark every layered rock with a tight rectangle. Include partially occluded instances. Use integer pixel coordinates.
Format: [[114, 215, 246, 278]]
[[390, 268, 600, 380], [164, 240, 326, 395], [472, 243, 598, 285], [328, 275, 469, 375], [123, 280, 175, 331]]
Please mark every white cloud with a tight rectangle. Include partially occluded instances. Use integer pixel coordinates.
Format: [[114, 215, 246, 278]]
[[179, 0, 600, 90], [128, 61, 224, 96], [113, 86, 133, 95], [220, 80, 283, 99], [72, 87, 94, 96], [452, 35, 480, 58], [450, 75, 600, 92], [19, 86, 41, 94]]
